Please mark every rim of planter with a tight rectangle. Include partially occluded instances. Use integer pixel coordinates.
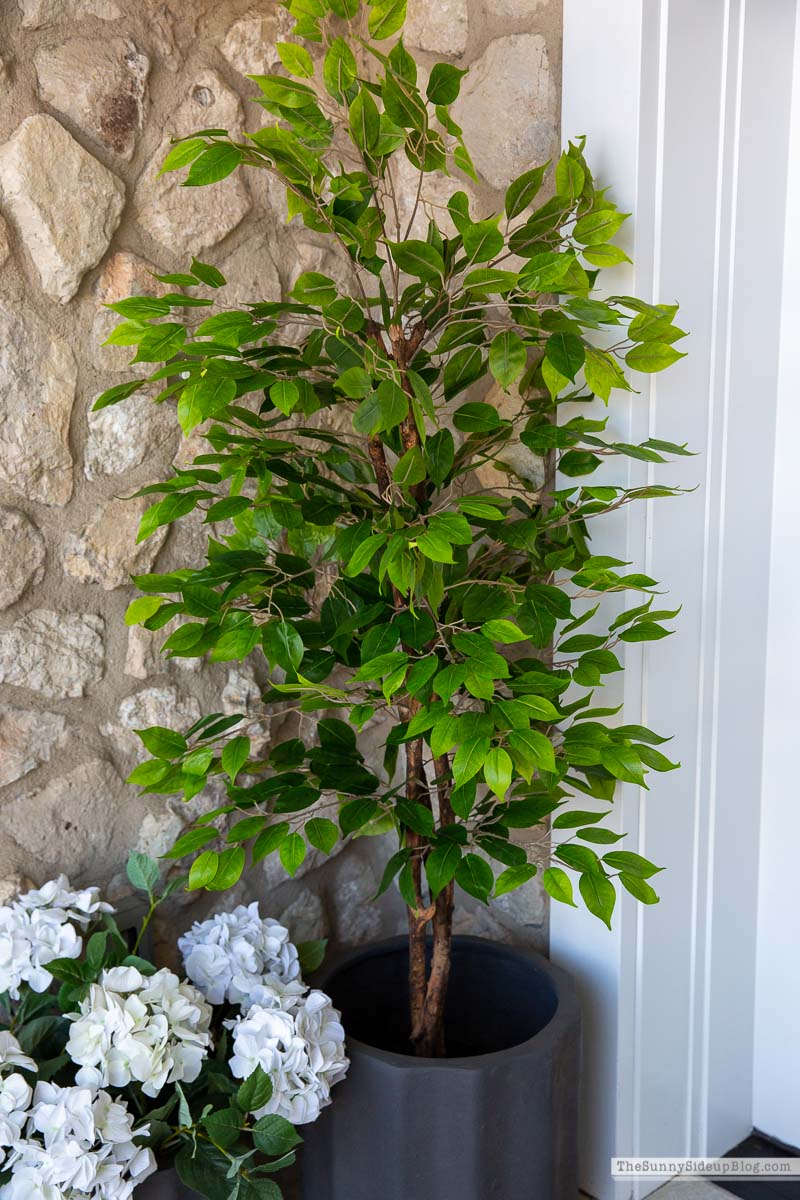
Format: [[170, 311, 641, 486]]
[[313, 933, 580, 1070]]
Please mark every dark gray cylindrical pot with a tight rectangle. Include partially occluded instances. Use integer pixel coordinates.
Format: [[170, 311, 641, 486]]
[[136, 1170, 196, 1199], [303, 935, 580, 1200]]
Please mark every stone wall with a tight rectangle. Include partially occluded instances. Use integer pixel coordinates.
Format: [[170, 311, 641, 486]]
[[0, 0, 561, 953]]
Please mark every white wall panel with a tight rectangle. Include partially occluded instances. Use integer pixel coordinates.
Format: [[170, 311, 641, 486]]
[[557, 2, 798, 1195]]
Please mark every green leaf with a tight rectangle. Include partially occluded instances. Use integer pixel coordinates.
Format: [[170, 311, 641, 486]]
[[584, 346, 628, 401], [270, 380, 299, 415], [253, 1114, 302, 1157], [324, 37, 358, 101], [482, 619, 527, 644], [415, 530, 454, 564], [388, 240, 444, 280], [426, 63, 467, 105], [203, 1106, 242, 1149], [221, 736, 250, 785], [542, 866, 577, 906], [190, 258, 226, 288], [507, 728, 556, 779], [573, 208, 628, 245], [164, 827, 217, 859], [178, 375, 236, 434], [297, 938, 327, 973], [159, 137, 206, 173], [237, 1065, 274, 1114], [582, 243, 631, 267], [494, 864, 537, 898], [336, 366, 373, 398], [425, 429, 454, 486], [455, 853, 494, 902], [305, 818, 339, 854], [391, 447, 425, 491], [505, 164, 549, 218], [276, 42, 314, 77], [126, 852, 159, 896], [555, 152, 585, 201], [344, 532, 387, 577], [339, 798, 379, 835], [108, 296, 170, 319], [206, 846, 245, 891], [125, 595, 164, 626], [602, 851, 661, 878], [425, 843, 462, 898], [625, 343, 686, 373], [184, 142, 242, 186], [579, 871, 616, 929], [368, 0, 407, 39], [452, 736, 491, 787], [397, 799, 435, 837], [133, 322, 186, 363], [545, 332, 585, 382], [279, 833, 307, 877], [463, 220, 504, 264], [349, 88, 381, 151], [483, 747, 512, 799], [175, 1144, 231, 1200], [264, 621, 304, 671], [488, 331, 526, 388], [45, 957, 86, 985], [136, 726, 187, 759], [292, 272, 337, 305], [252, 822, 290, 864], [619, 872, 660, 904], [92, 378, 148, 411]]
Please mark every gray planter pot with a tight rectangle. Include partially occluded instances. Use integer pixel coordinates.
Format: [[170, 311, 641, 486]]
[[136, 1169, 195, 1199], [302, 935, 581, 1200]]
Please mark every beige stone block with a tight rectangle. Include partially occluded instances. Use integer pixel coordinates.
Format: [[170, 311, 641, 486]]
[[406, 0, 469, 57], [62, 493, 168, 590], [34, 37, 149, 161], [0, 706, 67, 787], [219, 7, 295, 79], [0, 508, 46, 610], [0, 305, 76, 507], [0, 115, 125, 302], [451, 35, 558, 190], [0, 610, 105, 700], [18, 0, 121, 28], [133, 72, 250, 256]]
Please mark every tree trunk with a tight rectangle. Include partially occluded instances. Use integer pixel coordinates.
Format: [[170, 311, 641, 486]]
[[408, 752, 454, 1057]]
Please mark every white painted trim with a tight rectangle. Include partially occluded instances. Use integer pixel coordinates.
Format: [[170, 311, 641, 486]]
[[753, 7, 800, 1149], [556, 3, 798, 1196]]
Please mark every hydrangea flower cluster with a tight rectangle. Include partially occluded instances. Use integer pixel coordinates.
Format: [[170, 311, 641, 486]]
[[0, 876, 113, 1000], [178, 903, 303, 1009], [66, 966, 213, 1099], [228, 990, 349, 1126], [0, 1034, 36, 1171], [0, 1080, 155, 1200]]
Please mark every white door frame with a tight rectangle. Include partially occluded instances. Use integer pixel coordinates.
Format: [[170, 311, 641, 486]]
[[554, 3, 798, 1197]]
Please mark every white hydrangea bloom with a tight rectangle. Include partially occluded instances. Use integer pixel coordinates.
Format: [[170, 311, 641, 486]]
[[228, 989, 348, 1125], [0, 1034, 35, 1075], [16, 876, 113, 929], [0, 876, 112, 1001], [179, 903, 302, 1009], [0, 1081, 155, 1200], [0, 1072, 33, 1167], [66, 966, 213, 1099]]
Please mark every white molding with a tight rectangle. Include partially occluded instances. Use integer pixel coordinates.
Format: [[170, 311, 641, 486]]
[[556, 3, 798, 1196], [753, 5, 800, 1149]]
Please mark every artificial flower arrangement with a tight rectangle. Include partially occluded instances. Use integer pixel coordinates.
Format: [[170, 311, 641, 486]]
[[0, 854, 348, 1200]]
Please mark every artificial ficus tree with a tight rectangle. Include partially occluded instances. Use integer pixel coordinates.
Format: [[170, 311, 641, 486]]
[[99, 0, 690, 1057]]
